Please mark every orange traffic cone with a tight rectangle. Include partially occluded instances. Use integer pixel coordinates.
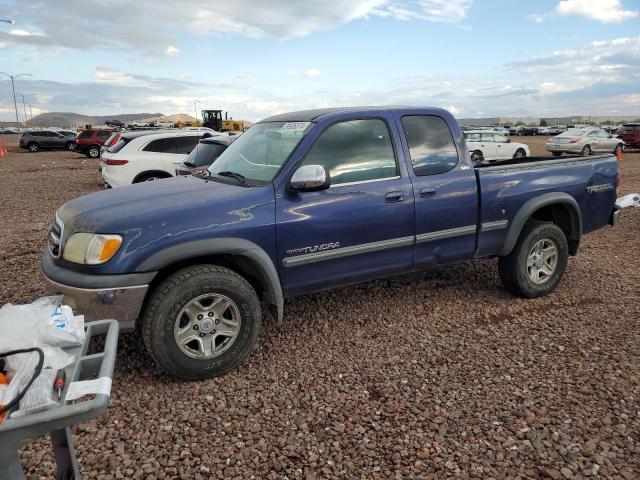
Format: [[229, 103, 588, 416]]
[[616, 144, 623, 161], [0, 138, 7, 157]]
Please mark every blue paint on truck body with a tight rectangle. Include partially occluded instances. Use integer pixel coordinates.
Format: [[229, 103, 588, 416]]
[[45, 107, 619, 320]]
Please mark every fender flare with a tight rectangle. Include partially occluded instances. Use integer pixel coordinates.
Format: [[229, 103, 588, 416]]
[[500, 192, 582, 256], [136, 238, 284, 322]]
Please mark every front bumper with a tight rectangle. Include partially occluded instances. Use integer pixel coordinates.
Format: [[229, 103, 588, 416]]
[[42, 250, 155, 331]]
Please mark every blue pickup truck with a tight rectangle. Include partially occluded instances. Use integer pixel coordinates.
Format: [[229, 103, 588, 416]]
[[42, 107, 620, 379]]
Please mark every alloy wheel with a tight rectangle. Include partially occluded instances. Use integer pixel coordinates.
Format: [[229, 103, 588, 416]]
[[526, 238, 558, 285], [174, 293, 241, 359]]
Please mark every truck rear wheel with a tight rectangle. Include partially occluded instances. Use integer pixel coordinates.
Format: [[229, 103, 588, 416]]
[[141, 265, 261, 379], [498, 221, 568, 298]]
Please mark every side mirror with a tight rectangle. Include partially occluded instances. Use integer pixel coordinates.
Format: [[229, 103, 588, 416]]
[[289, 164, 330, 192]]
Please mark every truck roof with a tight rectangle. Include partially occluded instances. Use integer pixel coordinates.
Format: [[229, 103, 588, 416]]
[[260, 106, 450, 123]]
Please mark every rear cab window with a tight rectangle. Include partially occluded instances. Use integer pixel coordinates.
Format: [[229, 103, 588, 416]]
[[401, 115, 459, 176]]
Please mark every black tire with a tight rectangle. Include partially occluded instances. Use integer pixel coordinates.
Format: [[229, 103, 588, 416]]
[[513, 148, 526, 159], [87, 145, 101, 158], [552, 152, 562, 157], [28, 142, 39, 152], [141, 265, 262, 379], [498, 221, 568, 298], [581, 145, 591, 156], [65, 141, 75, 151], [135, 172, 170, 183], [470, 150, 483, 163]]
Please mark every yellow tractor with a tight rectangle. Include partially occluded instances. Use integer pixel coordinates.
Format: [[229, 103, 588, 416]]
[[201, 110, 252, 133]]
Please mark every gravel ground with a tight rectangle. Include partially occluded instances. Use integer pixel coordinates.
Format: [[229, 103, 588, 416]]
[[1, 134, 638, 479]]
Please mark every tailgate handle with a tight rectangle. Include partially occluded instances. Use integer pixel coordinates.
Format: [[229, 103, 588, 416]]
[[419, 187, 436, 198], [385, 191, 404, 202]]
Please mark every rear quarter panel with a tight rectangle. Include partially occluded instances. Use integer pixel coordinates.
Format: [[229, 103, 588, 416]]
[[476, 155, 618, 257]]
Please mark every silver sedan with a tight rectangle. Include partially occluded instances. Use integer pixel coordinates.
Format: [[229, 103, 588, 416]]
[[546, 128, 624, 157]]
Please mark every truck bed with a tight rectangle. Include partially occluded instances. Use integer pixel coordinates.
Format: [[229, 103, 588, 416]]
[[474, 153, 618, 258]]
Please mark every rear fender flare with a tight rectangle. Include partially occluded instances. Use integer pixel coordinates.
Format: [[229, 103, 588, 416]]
[[136, 238, 284, 321], [500, 192, 582, 256]]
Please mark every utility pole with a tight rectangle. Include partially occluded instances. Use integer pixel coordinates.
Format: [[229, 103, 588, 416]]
[[18, 93, 36, 124], [0, 72, 32, 124], [194, 100, 202, 125]]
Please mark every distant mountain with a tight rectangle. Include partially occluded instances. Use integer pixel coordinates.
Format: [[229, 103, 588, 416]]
[[29, 112, 164, 128]]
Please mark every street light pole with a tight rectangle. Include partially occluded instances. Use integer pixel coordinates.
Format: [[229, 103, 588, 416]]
[[194, 100, 202, 125], [0, 72, 32, 124], [18, 93, 36, 125]]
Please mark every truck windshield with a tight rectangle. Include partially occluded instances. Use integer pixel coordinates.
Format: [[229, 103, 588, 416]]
[[208, 122, 312, 183]]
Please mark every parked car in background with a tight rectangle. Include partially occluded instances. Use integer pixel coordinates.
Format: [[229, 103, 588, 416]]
[[175, 135, 236, 176], [100, 131, 122, 156], [55, 130, 78, 138], [464, 130, 529, 162], [508, 125, 524, 135], [0, 127, 20, 134], [490, 126, 510, 136], [101, 131, 213, 187], [19, 130, 77, 152], [182, 127, 217, 133], [75, 128, 114, 158], [105, 120, 125, 127], [616, 123, 640, 148], [547, 126, 566, 135], [519, 126, 539, 136], [537, 126, 551, 135], [546, 128, 624, 157]]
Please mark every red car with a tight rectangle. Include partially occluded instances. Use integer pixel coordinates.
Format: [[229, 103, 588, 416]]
[[616, 123, 640, 148], [75, 128, 115, 158]]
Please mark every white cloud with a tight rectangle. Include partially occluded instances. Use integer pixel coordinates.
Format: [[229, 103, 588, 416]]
[[556, 0, 638, 23], [0, 0, 476, 55], [9, 29, 36, 36], [373, 0, 474, 23], [527, 13, 549, 23], [288, 68, 322, 77], [165, 45, 180, 57]]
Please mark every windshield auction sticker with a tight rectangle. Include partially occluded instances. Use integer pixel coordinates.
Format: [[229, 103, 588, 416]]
[[280, 122, 311, 132]]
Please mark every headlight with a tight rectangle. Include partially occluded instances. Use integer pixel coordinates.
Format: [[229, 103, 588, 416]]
[[63, 233, 123, 265]]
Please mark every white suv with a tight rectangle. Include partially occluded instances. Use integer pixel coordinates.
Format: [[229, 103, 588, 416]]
[[101, 131, 211, 187]]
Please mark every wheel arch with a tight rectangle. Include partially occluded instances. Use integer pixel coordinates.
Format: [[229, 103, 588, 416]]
[[500, 193, 582, 257], [133, 170, 173, 183], [137, 238, 284, 322]]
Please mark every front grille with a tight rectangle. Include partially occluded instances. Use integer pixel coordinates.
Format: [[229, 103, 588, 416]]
[[48, 214, 64, 258]]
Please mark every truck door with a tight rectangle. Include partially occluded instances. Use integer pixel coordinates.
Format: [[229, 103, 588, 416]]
[[275, 116, 415, 297], [395, 114, 478, 268]]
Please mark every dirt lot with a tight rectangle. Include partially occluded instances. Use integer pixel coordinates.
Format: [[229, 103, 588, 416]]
[[1, 134, 639, 479]]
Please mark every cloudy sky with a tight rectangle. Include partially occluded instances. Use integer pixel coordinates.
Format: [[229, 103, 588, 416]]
[[0, 0, 639, 122]]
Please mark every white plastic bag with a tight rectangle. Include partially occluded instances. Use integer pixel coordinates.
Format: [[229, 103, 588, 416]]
[[0, 296, 85, 349], [616, 193, 640, 209]]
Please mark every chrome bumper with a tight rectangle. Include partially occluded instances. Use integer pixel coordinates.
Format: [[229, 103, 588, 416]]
[[43, 275, 148, 331]]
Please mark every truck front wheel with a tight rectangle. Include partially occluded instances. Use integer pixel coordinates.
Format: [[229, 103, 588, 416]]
[[141, 265, 262, 379], [498, 221, 568, 298]]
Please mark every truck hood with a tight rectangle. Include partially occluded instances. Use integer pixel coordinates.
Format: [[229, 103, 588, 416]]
[[58, 175, 256, 234]]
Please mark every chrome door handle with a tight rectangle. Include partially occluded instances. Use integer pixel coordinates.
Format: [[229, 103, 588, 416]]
[[385, 191, 404, 202]]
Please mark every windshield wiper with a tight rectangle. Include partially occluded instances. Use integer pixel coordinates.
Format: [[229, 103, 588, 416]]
[[215, 170, 250, 186]]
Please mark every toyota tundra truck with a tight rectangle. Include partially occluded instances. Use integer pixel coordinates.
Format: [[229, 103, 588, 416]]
[[42, 107, 620, 379]]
